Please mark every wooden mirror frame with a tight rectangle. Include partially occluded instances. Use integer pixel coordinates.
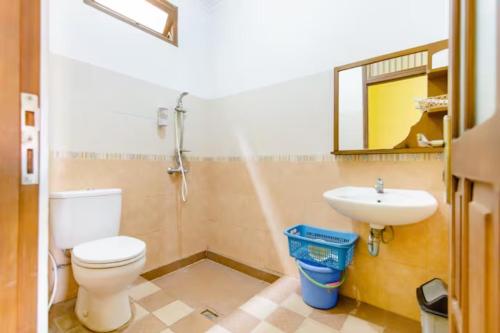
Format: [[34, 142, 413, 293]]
[[333, 39, 448, 155]]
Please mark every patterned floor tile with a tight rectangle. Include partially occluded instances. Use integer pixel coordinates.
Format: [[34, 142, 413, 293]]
[[265, 307, 305, 333], [49, 260, 420, 333], [120, 314, 167, 333], [205, 324, 232, 333], [346, 300, 420, 332], [128, 281, 162, 300], [152, 260, 269, 316], [218, 309, 260, 333], [257, 277, 300, 304], [251, 321, 285, 333], [295, 318, 340, 333], [170, 313, 214, 333], [310, 309, 348, 330], [137, 290, 176, 312], [280, 294, 313, 317], [50, 299, 76, 322], [132, 276, 148, 286], [340, 315, 384, 333], [153, 300, 194, 326], [132, 302, 150, 322], [54, 314, 80, 332], [65, 326, 92, 333], [239, 296, 278, 320]]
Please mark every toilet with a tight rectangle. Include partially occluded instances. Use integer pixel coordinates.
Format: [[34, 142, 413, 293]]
[[50, 189, 146, 332]]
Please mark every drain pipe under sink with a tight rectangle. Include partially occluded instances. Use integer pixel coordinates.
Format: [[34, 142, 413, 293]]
[[367, 226, 394, 256]]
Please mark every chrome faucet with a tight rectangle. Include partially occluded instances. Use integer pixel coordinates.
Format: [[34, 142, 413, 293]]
[[375, 177, 384, 193]]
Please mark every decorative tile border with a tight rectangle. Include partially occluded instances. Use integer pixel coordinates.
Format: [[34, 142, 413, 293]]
[[185, 154, 337, 162], [51, 150, 174, 161], [187, 153, 443, 162], [333, 152, 443, 162], [51, 150, 443, 163]]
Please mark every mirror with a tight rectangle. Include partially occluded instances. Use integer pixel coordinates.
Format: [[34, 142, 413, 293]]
[[334, 40, 449, 154]]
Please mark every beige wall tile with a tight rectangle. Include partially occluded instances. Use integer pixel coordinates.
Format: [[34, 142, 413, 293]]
[[49, 156, 448, 321], [204, 159, 448, 321], [133, 228, 180, 273], [49, 158, 210, 304]]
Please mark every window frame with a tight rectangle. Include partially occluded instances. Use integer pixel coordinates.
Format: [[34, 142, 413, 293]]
[[84, 0, 178, 46]]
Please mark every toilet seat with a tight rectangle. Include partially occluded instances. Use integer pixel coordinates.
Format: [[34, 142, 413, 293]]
[[72, 236, 146, 269]]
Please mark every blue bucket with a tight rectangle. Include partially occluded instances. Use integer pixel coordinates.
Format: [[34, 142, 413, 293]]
[[297, 260, 342, 309]]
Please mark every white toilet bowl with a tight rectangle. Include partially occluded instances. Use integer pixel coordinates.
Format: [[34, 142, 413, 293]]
[[71, 236, 146, 332]]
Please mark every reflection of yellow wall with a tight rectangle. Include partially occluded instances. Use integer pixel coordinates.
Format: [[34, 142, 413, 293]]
[[368, 75, 427, 149]]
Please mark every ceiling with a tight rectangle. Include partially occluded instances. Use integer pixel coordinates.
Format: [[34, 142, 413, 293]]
[[197, 0, 224, 13]]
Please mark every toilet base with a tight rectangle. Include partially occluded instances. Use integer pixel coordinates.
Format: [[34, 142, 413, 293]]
[[75, 287, 132, 332]]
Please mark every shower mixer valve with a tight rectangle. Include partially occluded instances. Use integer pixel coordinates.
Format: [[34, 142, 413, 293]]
[[167, 165, 189, 174]]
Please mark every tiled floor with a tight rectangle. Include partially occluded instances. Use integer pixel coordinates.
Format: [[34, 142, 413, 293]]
[[49, 259, 421, 333]]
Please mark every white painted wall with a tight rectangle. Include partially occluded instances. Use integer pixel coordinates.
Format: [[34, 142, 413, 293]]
[[201, 71, 334, 157], [48, 0, 449, 157], [207, 0, 449, 98], [199, 0, 449, 156], [49, 54, 209, 155], [49, 0, 448, 100], [49, 0, 211, 98]]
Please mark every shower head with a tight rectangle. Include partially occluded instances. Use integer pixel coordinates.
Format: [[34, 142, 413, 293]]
[[176, 92, 189, 111]]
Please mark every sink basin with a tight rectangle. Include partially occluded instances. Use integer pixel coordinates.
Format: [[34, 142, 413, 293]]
[[323, 186, 438, 229]]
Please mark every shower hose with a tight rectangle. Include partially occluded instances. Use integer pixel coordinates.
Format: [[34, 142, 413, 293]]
[[175, 108, 188, 202]]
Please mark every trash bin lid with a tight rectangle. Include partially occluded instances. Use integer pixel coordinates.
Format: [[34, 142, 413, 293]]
[[422, 279, 447, 303], [416, 278, 448, 318]]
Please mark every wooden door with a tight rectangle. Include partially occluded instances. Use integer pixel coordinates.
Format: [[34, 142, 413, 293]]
[[449, 0, 500, 332], [0, 0, 40, 332]]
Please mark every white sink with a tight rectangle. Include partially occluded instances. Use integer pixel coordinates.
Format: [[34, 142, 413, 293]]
[[323, 186, 438, 229]]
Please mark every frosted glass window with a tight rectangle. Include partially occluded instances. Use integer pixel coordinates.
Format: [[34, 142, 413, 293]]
[[97, 0, 168, 33], [84, 0, 178, 46]]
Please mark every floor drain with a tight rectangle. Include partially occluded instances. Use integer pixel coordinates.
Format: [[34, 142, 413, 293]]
[[201, 309, 219, 321]]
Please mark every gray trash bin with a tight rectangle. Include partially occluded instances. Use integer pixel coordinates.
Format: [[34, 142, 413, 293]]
[[416, 278, 448, 333]]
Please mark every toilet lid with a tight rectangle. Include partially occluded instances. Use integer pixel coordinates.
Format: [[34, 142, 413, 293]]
[[73, 236, 146, 264]]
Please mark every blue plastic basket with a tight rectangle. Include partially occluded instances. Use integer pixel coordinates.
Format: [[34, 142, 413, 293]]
[[284, 224, 358, 270]]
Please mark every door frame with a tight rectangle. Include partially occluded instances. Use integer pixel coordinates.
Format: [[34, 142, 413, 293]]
[[0, 0, 44, 331], [448, 0, 500, 331]]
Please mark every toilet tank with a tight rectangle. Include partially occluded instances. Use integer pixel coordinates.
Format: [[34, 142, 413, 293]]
[[50, 189, 122, 249]]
